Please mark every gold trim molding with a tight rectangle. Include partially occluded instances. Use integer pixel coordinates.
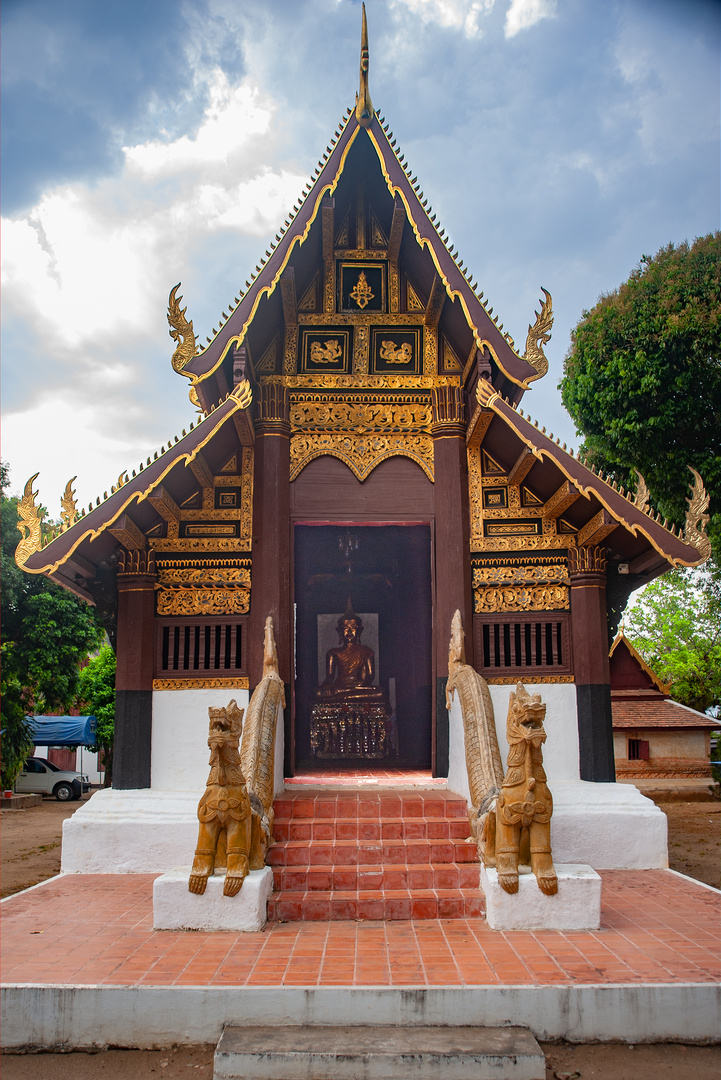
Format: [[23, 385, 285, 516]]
[[264, 374, 459, 390], [473, 584, 569, 614], [157, 586, 250, 617], [153, 677, 250, 691], [472, 563, 569, 587], [484, 676, 574, 685]]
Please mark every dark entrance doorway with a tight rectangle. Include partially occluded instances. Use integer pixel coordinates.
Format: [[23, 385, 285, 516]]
[[293, 524, 432, 771]]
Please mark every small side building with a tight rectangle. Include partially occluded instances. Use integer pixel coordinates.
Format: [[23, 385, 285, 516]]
[[610, 632, 717, 780]]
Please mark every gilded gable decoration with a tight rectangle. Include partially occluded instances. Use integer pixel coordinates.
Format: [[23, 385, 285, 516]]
[[523, 288, 553, 380], [341, 263, 385, 312]]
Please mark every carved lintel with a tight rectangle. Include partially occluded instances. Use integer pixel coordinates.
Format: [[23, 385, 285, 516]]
[[542, 480, 579, 521], [508, 447, 535, 487], [280, 268, 297, 329], [474, 583, 569, 614], [577, 510, 617, 548], [148, 485, 181, 525], [424, 274, 446, 329], [108, 513, 147, 551]]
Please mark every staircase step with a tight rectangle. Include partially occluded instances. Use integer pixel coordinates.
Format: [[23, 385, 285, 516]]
[[215, 1024, 545, 1079], [267, 887, 485, 922], [273, 791, 470, 820], [267, 837, 478, 867], [273, 815, 470, 842], [272, 861, 480, 892]]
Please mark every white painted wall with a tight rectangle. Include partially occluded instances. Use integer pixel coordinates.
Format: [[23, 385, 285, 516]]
[[151, 688, 250, 794]]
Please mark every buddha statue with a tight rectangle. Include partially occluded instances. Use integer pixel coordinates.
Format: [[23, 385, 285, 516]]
[[315, 603, 388, 706]]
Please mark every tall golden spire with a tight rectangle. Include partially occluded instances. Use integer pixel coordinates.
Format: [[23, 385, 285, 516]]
[[355, 3, 374, 127]]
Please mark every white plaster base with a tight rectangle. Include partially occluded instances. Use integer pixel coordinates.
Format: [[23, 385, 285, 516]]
[[482, 863, 601, 931], [153, 867, 273, 931], [550, 782, 667, 868], [62, 789, 200, 873]]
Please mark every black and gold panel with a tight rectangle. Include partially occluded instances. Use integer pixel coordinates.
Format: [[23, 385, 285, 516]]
[[300, 329, 352, 374], [483, 487, 508, 510], [214, 487, 241, 510], [338, 261, 386, 313], [180, 522, 240, 539], [370, 327, 421, 375], [483, 520, 542, 539]]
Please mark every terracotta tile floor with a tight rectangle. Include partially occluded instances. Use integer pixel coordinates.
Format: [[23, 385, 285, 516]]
[[1, 871, 718, 988]]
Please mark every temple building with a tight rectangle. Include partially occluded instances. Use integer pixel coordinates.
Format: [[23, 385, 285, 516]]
[[16, 11, 711, 860]]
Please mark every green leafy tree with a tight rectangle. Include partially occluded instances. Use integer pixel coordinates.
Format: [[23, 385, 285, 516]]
[[77, 645, 116, 786], [560, 233, 721, 556], [624, 564, 721, 716], [1, 462, 104, 789]]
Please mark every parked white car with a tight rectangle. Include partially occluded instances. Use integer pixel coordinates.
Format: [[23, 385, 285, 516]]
[[15, 757, 90, 801]]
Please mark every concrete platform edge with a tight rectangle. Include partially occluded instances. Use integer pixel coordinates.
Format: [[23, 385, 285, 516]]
[[2, 983, 719, 1050]]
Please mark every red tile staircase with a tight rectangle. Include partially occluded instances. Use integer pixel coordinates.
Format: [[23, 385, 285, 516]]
[[267, 789, 484, 921]]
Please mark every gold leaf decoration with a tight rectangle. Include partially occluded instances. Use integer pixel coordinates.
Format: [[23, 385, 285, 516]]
[[60, 476, 78, 529], [524, 288, 553, 378], [168, 283, 197, 374], [15, 473, 42, 567], [633, 469, 650, 512], [684, 466, 712, 563]]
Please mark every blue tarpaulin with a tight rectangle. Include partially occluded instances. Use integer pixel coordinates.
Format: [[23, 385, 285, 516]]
[[28, 715, 97, 747]]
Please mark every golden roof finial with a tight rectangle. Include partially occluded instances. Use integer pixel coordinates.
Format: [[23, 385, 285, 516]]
[[355, 3, 374, 128]]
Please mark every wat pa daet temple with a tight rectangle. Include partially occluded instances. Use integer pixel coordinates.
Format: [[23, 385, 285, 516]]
[[16, 10, 711, 871]]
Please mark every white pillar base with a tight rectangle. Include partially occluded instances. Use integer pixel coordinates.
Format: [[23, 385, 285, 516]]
[[153, 866, 273, 931], [481, 863, 601, 931]]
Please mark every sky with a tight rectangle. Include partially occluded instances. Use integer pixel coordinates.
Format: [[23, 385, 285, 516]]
[[1, 0, 719, 515]]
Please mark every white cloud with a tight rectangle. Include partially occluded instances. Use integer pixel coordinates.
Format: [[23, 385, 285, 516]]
[[504, 0, 556, 38], [390, 0, 495, 39], [1, 69, 307, 355]]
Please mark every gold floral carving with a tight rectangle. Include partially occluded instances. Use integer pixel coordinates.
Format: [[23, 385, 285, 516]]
[[424, 327, 437, 375], [353, 323, 369, 374], [379, 341, 412, 364], [153, 677, 250, 691], [472, 564, 569, 587], [474, 584, 569, 614], [151, 538, 251, 553], [485, 676, 574, 685], [472, 535, 571, 553], [310, 339, 343, 364], [15, 474, 42, 568], [264, 374, 459, 389], [350, 271, 374, 309], [157, 566, 251, 586], [289, 397, 432, 433], [298, 313, 424, 326], [284, 326, 298, 375], [289, 432, 434, 482], [157, 586, 250, 617]]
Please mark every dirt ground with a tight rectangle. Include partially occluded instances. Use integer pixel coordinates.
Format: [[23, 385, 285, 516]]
[[1, 795, 719, 1077], [0, 1041, 720, 1079]]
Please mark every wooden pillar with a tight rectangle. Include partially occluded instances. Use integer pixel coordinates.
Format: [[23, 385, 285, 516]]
[[432, 385, 472, 775], [249, 383, 291, 694], [569, 546, 615, 782], [114, 551, 156, 789]]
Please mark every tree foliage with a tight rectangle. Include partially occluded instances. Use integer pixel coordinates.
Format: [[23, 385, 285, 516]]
[[560, 233, 721, 556], [624, 564, 721, 716], [1, 462, 105, 788], [77, 645, 116, 785]]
